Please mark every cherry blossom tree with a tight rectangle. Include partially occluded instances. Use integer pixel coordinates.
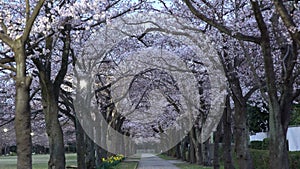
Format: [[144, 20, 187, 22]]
[[1, 1, 299, 169], [0, 0, 45, 168], [1, 0, 144, 168], [62, 1, 144, 168], [73, 13, 226, 169], [180, 0, 300, 168]]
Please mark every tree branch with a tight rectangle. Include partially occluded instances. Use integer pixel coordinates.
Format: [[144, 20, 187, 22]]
[[25, 0, 30, 24], [245, 85, 261, 100], [251, 0, 279, 101], [0, 21, 8, 34], [22, 0, 46, 42], [0, 33, 13, 47], [0, 57, 15, 64], [54, 24, 71, 93], [0, 63, 16, 72], [30, 88, 40, 101], [183, 0, 261, 44], [0, 118, 15, 127], [293, 89, 300, 100], [273, 0, 300, 46]]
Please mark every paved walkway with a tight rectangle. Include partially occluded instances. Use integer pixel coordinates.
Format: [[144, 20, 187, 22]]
[[137, 153, 181, 169]]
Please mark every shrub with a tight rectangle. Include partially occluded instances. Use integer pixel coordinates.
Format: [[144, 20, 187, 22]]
[[250, 138, 269, 150], [250, 149, 269, 169], [250, 141, 263, 150], [262, 138, 269, 150], [289, 151, 300, 169], [250, 149, 300, 169]]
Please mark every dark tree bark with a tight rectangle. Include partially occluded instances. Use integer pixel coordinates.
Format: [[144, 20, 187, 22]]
[[203, 139, 211, 166], [39, 79, 66, 169], [220, 43, 253, 169], [233, 100, 253, 169], [76, 119, 86, 169], [85, 136, 95, 169], [213, 118, 222, 169], [217, 38, 254, 169], [96, 146, 107, 168], [223, 96, 235, 169], [189, 130, 196, 163], [32, 21, 71, 169], [175, 143, 181, 159], [251, 1, 298, 168], [196, 142, 203, 165], [181, 137, 187, 161]]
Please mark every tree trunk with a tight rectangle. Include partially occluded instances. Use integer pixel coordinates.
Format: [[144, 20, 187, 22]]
[[217, 36, 253, 168], [189, 132, 196, 163], [196, 142, 203, 165], [85, 135, 95, 169], [33, 23, 70, 169], [223, 96, 235, 169], [14, 41, 33, 169], [43, 93, 66, 169], [203, 139, 211, 166], [269, 123, 289, 169], [268, 56, 293, 169], [251, 1, 293, 168], [269, 105, 290, 169], [221, 45, 253, 169], [213, 119, 222, 169], [76, 118, 86, 169], [39, 80, 65, 169], [96, 146, 107, 168], [189, 127, 198, 163], [175, 143, 181, 159], [181, 137, 187, 161], [233, 101, 253, 169]]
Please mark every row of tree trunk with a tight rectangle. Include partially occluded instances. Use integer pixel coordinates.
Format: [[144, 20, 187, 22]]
[[164, 95, 235, 169]]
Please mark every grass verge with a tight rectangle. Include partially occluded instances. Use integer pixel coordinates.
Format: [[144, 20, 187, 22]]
[[111, 161, 138, 169], [0, 153, 77, 169]]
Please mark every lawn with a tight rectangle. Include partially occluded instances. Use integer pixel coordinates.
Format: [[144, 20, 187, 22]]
[[0, 154, 77, 169], [0, 154, 139, 169], [111, 161, 138, 169]]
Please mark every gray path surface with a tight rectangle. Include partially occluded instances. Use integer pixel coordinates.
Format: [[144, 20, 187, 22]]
[[137, 153, 181, 169]]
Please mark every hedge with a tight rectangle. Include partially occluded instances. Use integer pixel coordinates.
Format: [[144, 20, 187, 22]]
[[250, 138, 269, 150], [250, 149, 300, 169]]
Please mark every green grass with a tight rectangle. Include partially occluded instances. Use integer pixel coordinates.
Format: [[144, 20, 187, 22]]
[[0, 153, 77, 169], [111, 161, 138, 169]]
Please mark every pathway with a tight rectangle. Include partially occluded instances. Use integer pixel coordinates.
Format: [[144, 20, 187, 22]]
[[136, 153, 181, 169]]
